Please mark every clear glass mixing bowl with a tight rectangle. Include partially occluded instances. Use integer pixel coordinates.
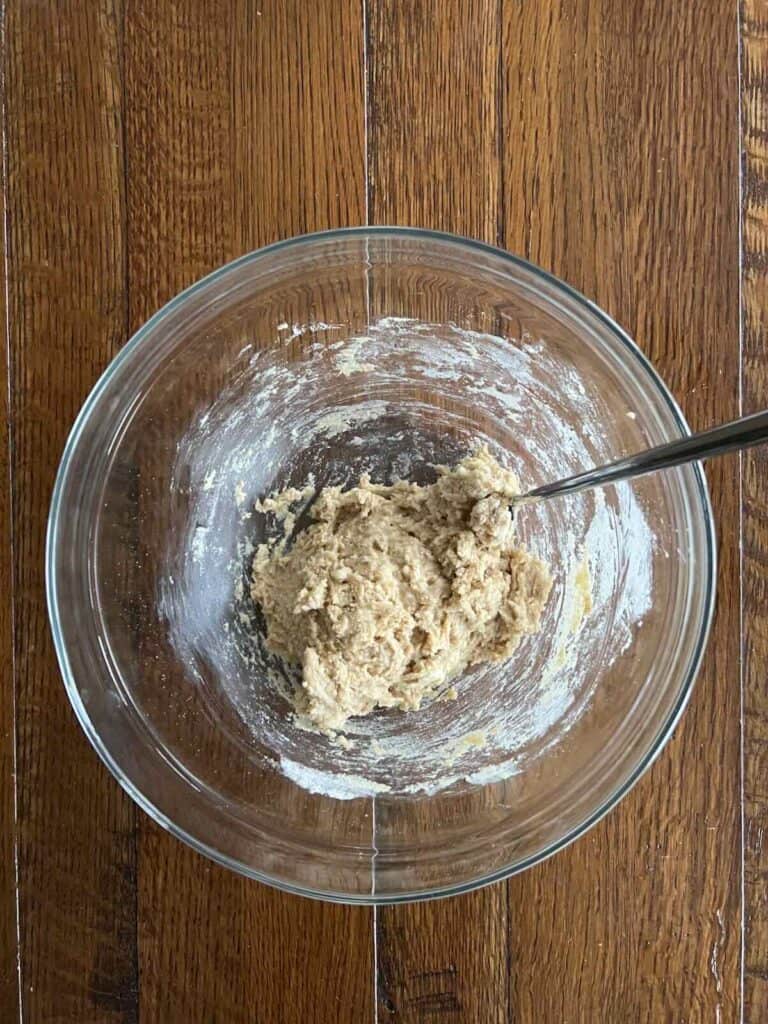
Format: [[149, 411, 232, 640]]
[[47, 229, 715, 902]]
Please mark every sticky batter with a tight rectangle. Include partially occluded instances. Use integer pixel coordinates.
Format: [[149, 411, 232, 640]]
[[251, 448, 552, 733]]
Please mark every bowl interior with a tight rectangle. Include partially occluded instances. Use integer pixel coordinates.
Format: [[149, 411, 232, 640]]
[[48, 231, 713, 900]]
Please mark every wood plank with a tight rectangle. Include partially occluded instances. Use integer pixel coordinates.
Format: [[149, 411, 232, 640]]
[[502, 1, 741, 1019], [124, 2, 373, 1021], [367, 3, 511, 1020], [0, 38, 19, 1017], [742, 1, 768, 1018], [3, 1, 139, 1019], [370, 0, 741, 1018], [368, 0, 500, 244], [231, 0, 367, 248]]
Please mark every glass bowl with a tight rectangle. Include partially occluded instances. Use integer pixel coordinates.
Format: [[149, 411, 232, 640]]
[[47, 228, 715, 902]]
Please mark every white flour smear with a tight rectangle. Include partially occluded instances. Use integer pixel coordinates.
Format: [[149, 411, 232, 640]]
[[160, 317, 655, 799]]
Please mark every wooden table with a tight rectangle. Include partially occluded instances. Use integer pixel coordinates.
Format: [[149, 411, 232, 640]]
[[1, 1, 765, 1020]]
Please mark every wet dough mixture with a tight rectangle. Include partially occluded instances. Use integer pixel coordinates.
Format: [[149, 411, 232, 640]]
[[251, 448, 552, 733]]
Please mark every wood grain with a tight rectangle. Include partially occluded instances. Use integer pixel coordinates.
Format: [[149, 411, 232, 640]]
[[742, 1, 768, 1019], [370, 0, 742, 1020], [0, 35, 19, 1016], [367, 0, 501, 243], [231, 0, 367, 247], [124, 2, 372, 1021], [3, 1, 139, 1019], [368, 3, 511, 1021], [502, 1, 742, 1020]]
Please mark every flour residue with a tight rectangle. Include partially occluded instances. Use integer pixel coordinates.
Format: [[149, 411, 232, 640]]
[[160, 316, 656, 801]]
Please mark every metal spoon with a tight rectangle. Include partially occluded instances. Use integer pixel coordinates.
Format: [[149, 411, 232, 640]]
[[510, 408, 768, 510]]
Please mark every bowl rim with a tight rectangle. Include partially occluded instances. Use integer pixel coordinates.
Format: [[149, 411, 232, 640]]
[[46, 226, 716, 904]]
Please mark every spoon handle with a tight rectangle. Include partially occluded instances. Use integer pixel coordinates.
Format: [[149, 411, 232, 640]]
[[522, 409, 768, 504]]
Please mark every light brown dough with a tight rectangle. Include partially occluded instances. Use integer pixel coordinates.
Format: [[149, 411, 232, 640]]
[[250, 448, 552, 733]]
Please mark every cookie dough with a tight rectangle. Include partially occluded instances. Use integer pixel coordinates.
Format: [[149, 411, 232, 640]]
[[250, 448, 552, 733]]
